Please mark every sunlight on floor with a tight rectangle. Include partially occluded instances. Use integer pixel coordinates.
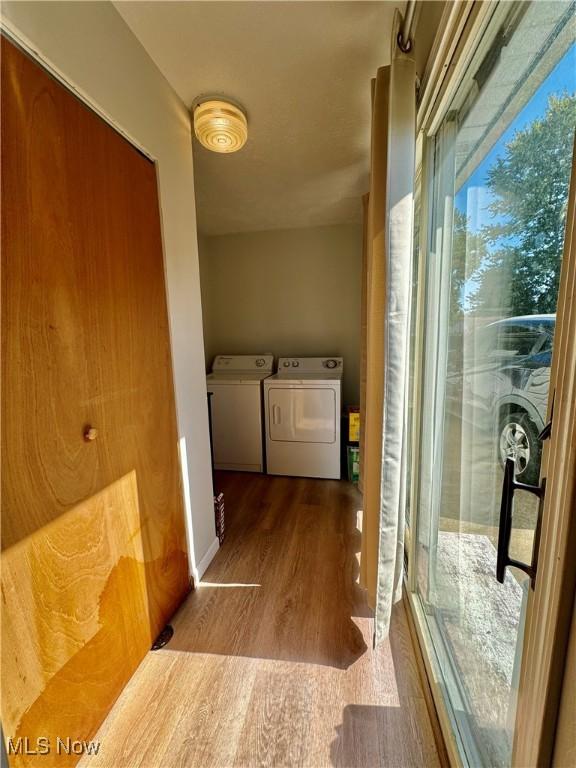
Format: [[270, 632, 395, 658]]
[[198, 582, 262, 588], [79, 473, 440, 767]]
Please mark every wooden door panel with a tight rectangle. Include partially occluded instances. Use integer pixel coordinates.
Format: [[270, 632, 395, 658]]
[[1, 48, 99, 532], [2, 473, 151, 766], [1, 37, 190, 765]]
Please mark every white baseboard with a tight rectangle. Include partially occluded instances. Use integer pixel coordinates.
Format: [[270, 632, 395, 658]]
[[193, 536, 220, 584]]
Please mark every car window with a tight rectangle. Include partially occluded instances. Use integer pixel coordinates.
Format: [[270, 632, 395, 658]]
[[491, 325, 542, 358], [534, 327, 555, 353], [474, 327, 498, 358]]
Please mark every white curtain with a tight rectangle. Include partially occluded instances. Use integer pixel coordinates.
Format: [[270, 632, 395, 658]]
[[360, 66, 389, 610], [361, 10, 416, 644]]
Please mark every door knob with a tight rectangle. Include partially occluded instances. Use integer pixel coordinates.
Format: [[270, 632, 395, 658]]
[[83, 426, 98, 442]]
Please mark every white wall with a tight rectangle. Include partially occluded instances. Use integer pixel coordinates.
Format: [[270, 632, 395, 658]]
[[1, 1, 217, 575], [199, 223, 362, 406]]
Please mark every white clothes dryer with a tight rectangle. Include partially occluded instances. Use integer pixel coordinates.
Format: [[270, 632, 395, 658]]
[[264, 357, 342, 479]]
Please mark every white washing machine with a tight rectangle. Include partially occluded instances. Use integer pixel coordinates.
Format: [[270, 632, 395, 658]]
[[207, 354, 274, 472], [264, 357, 343, 479]]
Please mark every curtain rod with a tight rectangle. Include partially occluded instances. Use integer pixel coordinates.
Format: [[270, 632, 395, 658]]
[[397, 0, 417, 53]]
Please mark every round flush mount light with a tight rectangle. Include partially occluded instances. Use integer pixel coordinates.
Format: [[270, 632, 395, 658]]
[[192, 97, 248, 153]]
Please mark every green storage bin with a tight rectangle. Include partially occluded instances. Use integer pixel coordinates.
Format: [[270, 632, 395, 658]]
[[347, 446, 360, 484]]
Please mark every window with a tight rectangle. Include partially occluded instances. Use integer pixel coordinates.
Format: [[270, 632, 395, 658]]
[[410, 2, 575, 765]]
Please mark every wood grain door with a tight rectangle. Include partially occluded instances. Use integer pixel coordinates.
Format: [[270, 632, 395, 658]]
[[1, 37, 190, 766]]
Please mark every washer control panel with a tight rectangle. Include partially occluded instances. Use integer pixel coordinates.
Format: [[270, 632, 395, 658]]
[[212, 354, 274, 372]]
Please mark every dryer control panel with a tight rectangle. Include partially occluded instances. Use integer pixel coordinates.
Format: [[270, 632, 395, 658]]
[[277, 357, 343, 373]]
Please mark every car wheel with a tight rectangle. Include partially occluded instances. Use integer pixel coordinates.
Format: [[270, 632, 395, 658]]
[[498, 411, 542, 485]]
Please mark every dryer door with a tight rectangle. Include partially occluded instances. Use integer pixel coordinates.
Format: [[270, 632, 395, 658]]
[[268, 387, 336, 443]]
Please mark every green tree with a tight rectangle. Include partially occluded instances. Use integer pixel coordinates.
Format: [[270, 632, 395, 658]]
[[469, 93, 576, 316], [450, 208, 488, 320]]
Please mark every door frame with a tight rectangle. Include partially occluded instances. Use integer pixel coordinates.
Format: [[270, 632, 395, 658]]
[[512, 134, 576, 768], [404, 2, 576, 766]]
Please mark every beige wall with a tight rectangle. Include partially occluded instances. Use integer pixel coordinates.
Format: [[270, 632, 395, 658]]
[[199, 223, 362, 407], [1, 1, 217, 576]]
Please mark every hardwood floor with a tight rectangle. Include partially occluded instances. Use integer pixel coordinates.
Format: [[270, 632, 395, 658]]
[[81, 473, 442, 768]]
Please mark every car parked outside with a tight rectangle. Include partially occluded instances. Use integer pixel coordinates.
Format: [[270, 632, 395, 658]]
[[446, 314, 554, 484]]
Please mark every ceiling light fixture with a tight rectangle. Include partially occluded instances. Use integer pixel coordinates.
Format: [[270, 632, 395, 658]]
[[192, 97, 248, 154]]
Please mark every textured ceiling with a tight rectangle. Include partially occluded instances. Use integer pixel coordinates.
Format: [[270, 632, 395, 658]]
[[114, 1, 403, 235]]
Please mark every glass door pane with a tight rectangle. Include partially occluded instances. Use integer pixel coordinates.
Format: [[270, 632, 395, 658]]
[[414, 2, 576, 765]]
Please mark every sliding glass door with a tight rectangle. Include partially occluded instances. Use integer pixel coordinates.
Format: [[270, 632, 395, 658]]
[[413, 2, 575, 765]]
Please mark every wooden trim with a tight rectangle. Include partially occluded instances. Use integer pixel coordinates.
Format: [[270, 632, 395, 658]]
[[512, 136, 576, 768], [403, 589, 465, 768], [402, 590, 451, 768], [552, 596, 576, 766]]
